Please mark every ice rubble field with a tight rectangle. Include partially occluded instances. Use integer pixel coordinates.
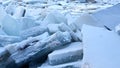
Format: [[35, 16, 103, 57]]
[[0, 0, 120, 68]]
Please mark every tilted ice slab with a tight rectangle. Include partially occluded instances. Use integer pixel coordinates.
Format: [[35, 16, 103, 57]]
[[81, 24, 120, 68]]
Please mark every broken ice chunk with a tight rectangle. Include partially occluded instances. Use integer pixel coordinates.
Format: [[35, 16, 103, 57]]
[[74, 30, 82, 41], [56, 31, 71, 45], [13, 6, 26, 19], [22, 0, 48, 4], [17, 32, 49, 50], [1, 14, 22, 36], [47, 24, 60, 34], [42, 10, 67, 26], [65, 13, 76, 30], [0, 47, 8, 58], [65, 14, 72, 23], [0, 28, 7, 35], [5, 43, 18, 54], [73, 13, 103, 30], [5, 32, 49, 54], [59, 23, 80, 41], [1, 14, 39, 36], [79, 0, 87, 3], [0, 35, 21, 46], [5, 1, 16, 15], [0, 5, 7, 21], [48, 42, 83, 65], [20, 26, 47, 39], [8, 31, 71, 68], [20, 17, 39, 30]]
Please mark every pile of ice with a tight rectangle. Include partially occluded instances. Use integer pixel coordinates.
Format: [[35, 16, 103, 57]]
[[0, 0, 120, 68]]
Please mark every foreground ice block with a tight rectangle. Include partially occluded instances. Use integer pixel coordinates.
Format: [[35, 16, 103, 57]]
[[81, 24, 120, 68], [92, 4, 120, 30], [48, 42, 83, 65]]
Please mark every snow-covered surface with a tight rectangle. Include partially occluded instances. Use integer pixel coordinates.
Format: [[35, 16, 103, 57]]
[[82, 24, 120, 68]]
